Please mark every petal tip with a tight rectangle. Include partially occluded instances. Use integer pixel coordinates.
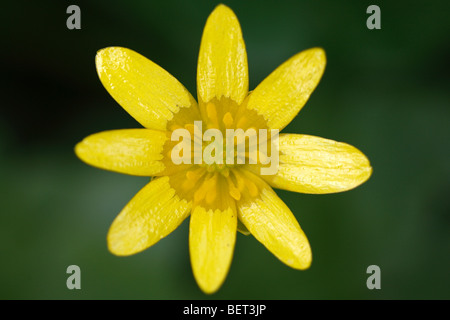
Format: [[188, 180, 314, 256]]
[[107, 240, 124, 257], [296, 252, 313, 270], [74, 140, 87, 161], [212, 3, 234, 15], [95, 46, 125, 57], [95, 48, 108, 75], [106, 226, 125, 256], [363, 164, 373, 183], [95, 47, 107, 57], [197, 280, 222, 295], [311, 46, 326, 56], [285, 243, 312, 270], [95, 47, 131, 73], [307, 47, 327, 68], [288, 239, 313, 270], [192, 262, 228, 295], [95, 47, 110, 64], [207, 3, 239, 25], [106, 225, 141, 257]]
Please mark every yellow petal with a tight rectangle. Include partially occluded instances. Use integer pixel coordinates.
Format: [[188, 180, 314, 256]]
[[197, 4, 248, 105], [96, 47, 199, 130], [249, 134, 372, 194], [75, 129, 167, 176], [244, 48, 326, 130], [108, 176, 191, 256], [237, 170, 311, 270], [189, 203, 237, 294]]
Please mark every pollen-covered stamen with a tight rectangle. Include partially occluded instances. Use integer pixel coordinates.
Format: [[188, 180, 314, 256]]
[[184, 123, 203, 143], [184, 123, 195, 136], [182, 167, 206, 191], [206, 102, 219, 128], [165, 96, 269, 210], [186, 167, 205, 181], [226, 175, 241, 201], [246, 179, 259, 197], [232, 168, 245, 192], [205, 175, 218, 204], [232, 169, 259, 198], [194, 173, 217, 203], [236, 116, 247, 129], [222, 112, 234, 129], [221, 166, 230, 177], [169, 124, 184, 131]]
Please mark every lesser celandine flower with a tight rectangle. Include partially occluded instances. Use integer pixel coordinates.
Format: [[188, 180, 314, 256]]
[[75, 4, 372, 294]]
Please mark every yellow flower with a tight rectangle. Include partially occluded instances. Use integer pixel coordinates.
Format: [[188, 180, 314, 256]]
[[75, 4, 372, 294]]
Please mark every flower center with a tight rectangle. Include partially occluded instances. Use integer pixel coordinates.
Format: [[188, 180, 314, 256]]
[[163, 97, 269, 209]]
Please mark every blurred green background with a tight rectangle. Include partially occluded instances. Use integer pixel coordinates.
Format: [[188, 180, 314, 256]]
[[1, 0, 449, 299]]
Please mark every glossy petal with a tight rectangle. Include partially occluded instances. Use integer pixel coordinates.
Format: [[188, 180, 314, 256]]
[[197, 4, 248, 105], [189, 204, 237, 294], [108, 176, 191, 256], [96, 47, 198, 130], [75, 129, 167, 176], [237, 171, 311, 270], [249, 134, 372, 194], [244, 48, 326, 130]]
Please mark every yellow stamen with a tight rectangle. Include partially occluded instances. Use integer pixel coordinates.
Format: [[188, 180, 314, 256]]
[[222, 112, 234, 128], [181, 169, 204, 192], [230, 188, 241, 201], [182, 179, 196, 192], [232, 170, 246, 192], [186, 168, 205, 182], [194, 184, 208, 203], [221, 167, 230, 177], [206, 102, 219, 126], [205, 188, 217, 204], [193, 174, 215, 203], [205, 174, 218, 204], [236, 116, 247, 129], [227, 177, 241, 201], [246, 179, 259, 197], [169, 124, 183, 131], [184, 124, 196, 137]]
